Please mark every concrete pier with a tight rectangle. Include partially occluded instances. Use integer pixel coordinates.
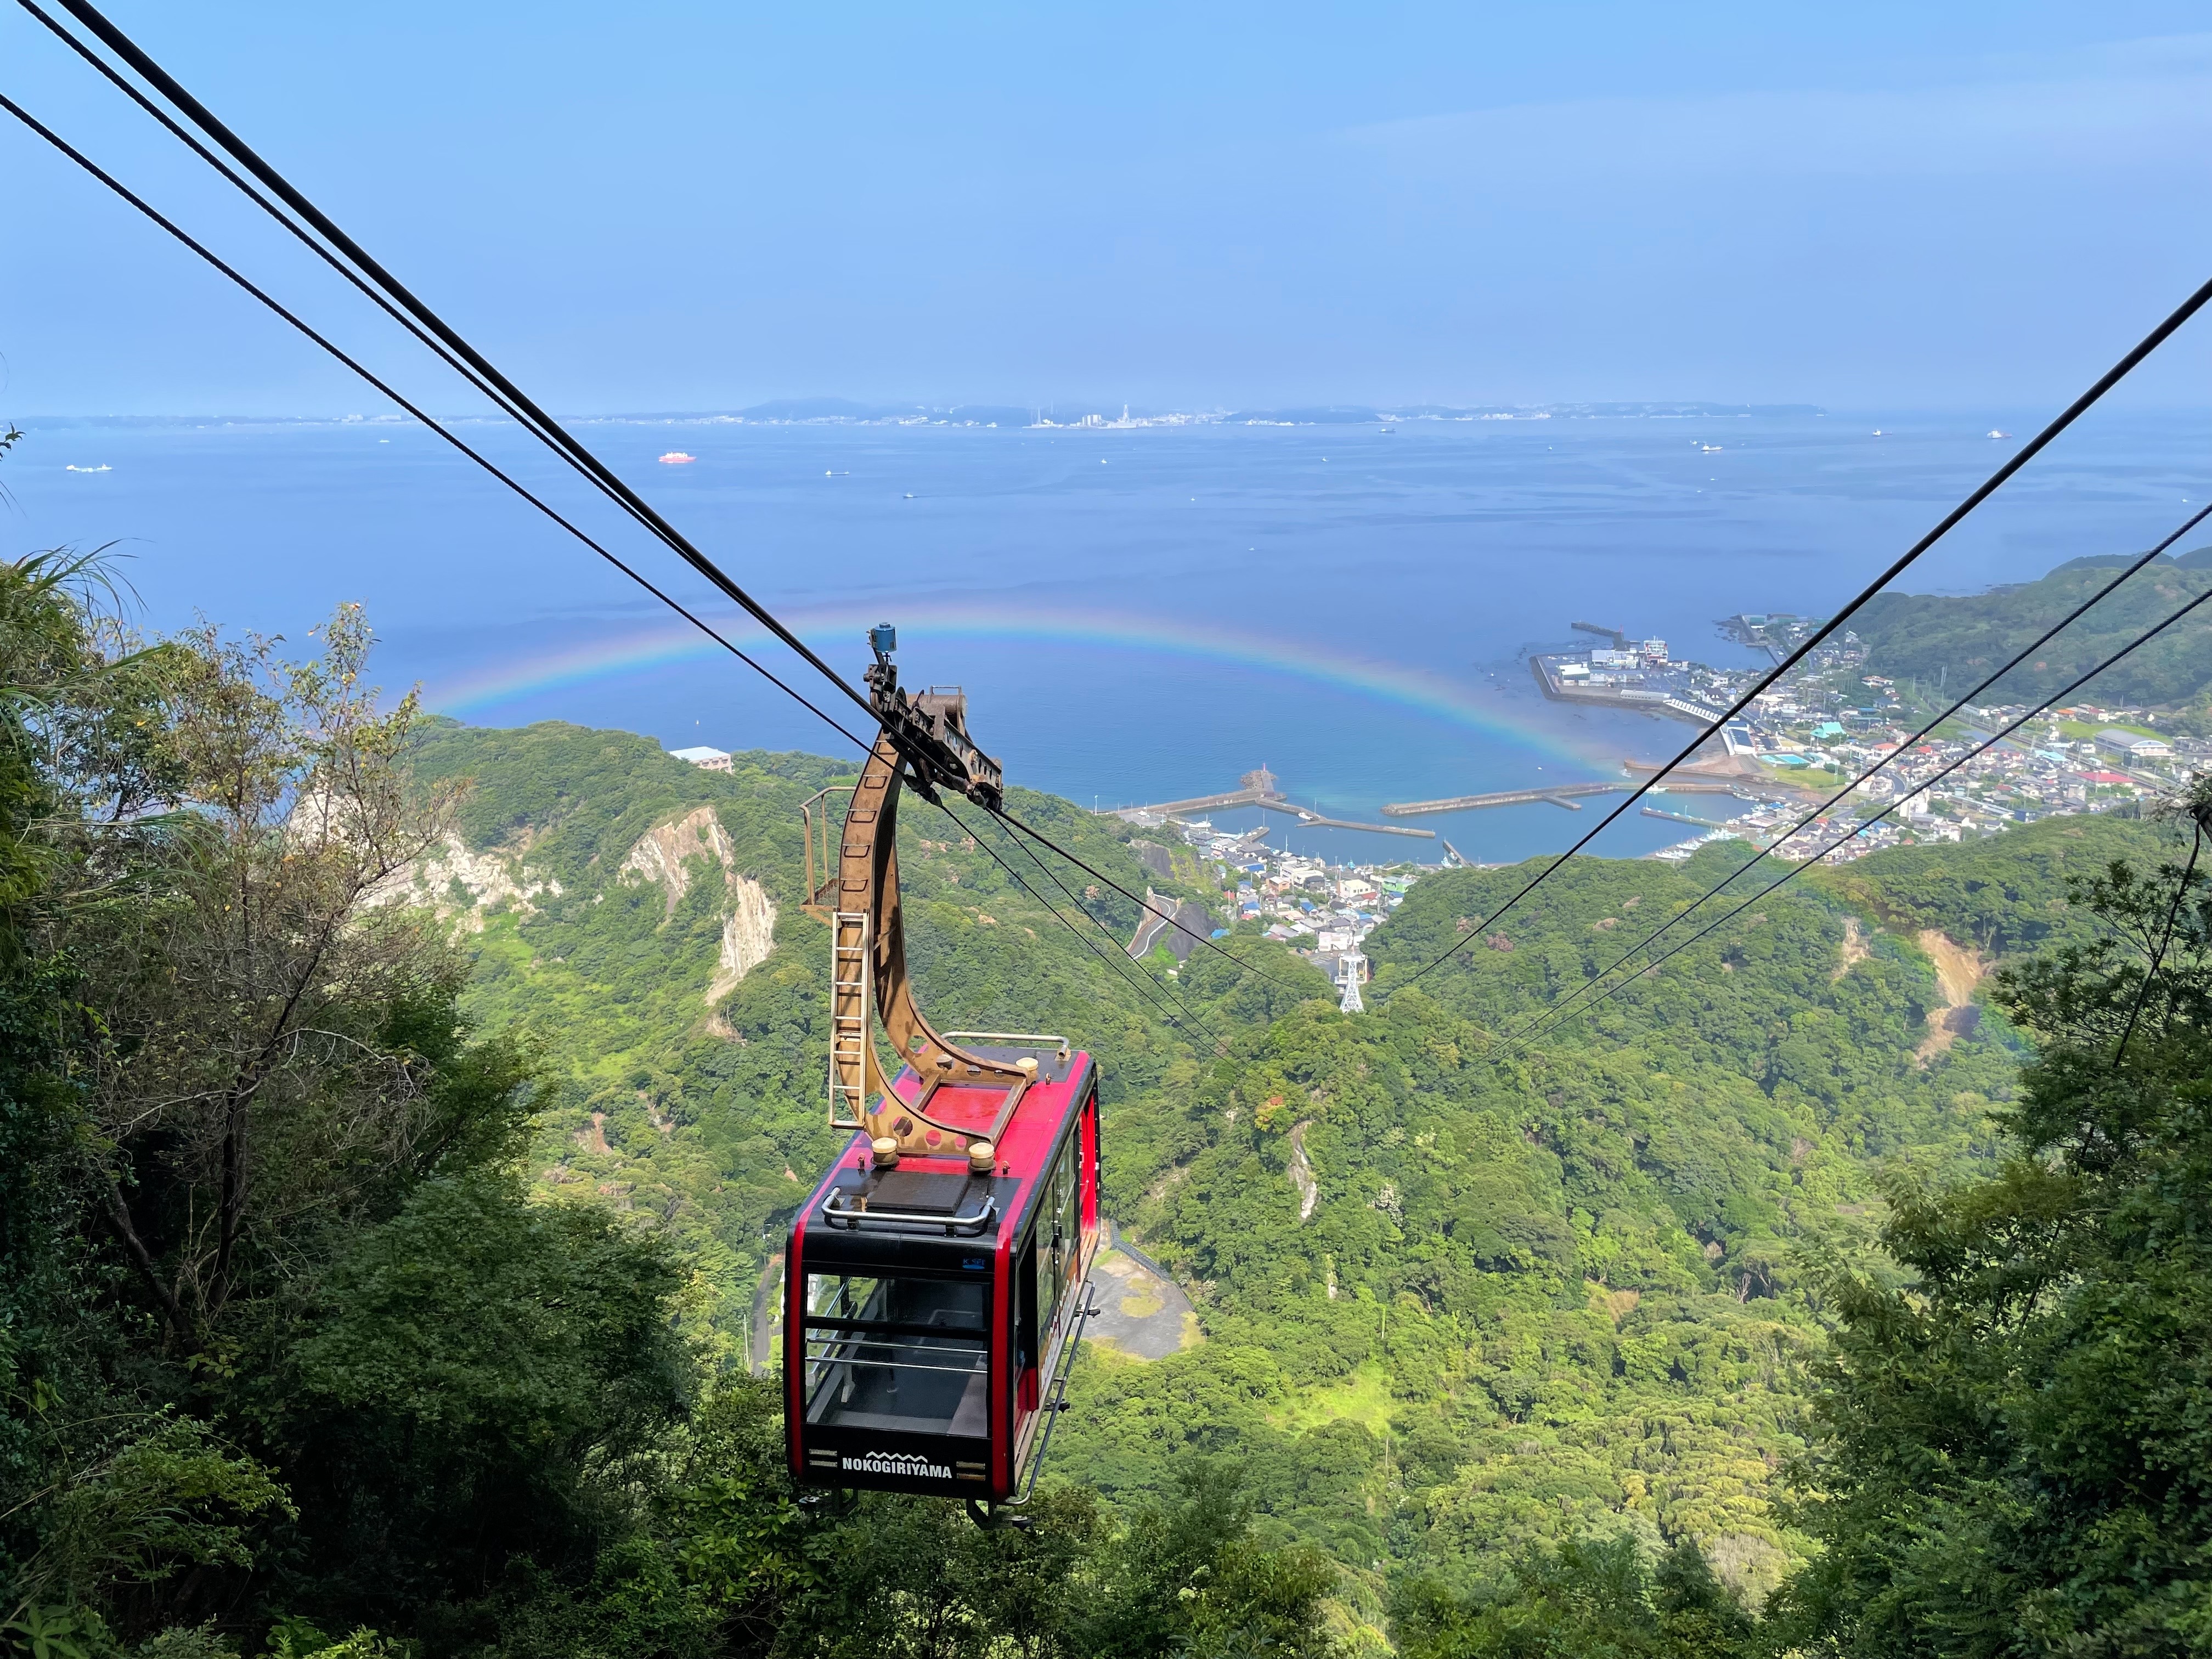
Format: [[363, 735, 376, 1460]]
[[1108, 767, 1435, 839], [1382, 781, 1630, 817]]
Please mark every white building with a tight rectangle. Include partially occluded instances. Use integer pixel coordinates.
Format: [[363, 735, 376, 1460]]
[[2097, 728, 2171, 761], [668, 745, 733, 771]]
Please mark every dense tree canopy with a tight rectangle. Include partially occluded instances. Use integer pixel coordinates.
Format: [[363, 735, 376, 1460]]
[[0, 552, 1336, 1658], [8, 477, 2210, 1658]]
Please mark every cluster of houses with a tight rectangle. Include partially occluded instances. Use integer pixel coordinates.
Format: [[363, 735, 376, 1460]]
[[1553, 638, 1673, 688], [1672, 689, 2200, 865]]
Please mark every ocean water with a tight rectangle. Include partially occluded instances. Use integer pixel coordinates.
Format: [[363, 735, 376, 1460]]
[[9, 409, 2208, 865]]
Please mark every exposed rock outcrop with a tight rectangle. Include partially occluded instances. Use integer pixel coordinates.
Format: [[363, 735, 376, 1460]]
[[1915, 929, 1988, 1062], [1127, 887, 1215, 961], [621, 805, 733, 918], [369, 831, 562, 932], [618, 805, 779, 1007], [1288, 1120, 1318, 1222], [708, 874, 778, 1006]]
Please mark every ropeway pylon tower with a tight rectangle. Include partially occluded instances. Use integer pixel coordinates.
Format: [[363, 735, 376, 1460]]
[[1335, 950, 1367, 1014]]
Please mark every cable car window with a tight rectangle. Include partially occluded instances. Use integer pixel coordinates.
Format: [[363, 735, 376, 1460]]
[[802, 1273, 989, 1438], [1032, 1137, 1080, 1345]]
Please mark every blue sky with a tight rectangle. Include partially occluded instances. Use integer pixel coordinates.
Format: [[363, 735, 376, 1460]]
[[4, 1, 2210, 413]]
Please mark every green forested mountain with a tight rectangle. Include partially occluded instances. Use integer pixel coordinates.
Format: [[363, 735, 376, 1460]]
[[9, 560, 2209, 1659], [385, 721, 2166, 1621], [1850, 547, 2212, 714]]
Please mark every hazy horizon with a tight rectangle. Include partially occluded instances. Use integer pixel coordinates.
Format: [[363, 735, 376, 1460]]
[[18, 398, 2212, 422]]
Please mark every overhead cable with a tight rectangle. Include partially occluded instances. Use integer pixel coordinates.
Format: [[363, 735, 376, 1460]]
[[4, 4, 1313, 1024], [2112, 812, 2207, 1068], [1508, 574, 2212, 1049], [38, 0, 2208, 1029], [0, 88, 872, 757], [974, 805, 1237, 1050], [1503, 498, 2212, 1043], [989, 804, 1315, 996], [22, 0, 880, 732], [933, 799, 1229, 1054], [1383, 268, 2212, 1001]]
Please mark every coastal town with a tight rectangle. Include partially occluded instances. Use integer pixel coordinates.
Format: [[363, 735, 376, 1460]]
[[668, 610, 2206, 1012], [1523, 614, 2208, 866]]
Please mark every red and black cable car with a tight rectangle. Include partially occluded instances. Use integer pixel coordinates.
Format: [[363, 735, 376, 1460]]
[[786, 1039, 1100, 1503], [783, 630, 1102, 1514]]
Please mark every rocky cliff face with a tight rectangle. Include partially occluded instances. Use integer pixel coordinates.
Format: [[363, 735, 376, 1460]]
[[617, 804, 779, 1006], [382, 802, 778, 1007], [370, 830, 563, 931]]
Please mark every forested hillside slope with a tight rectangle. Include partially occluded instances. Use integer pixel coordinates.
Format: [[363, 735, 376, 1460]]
[[1851, 545, 2212, 717], [10, 560, 2204, 1657], [390, 718, 2168, 1621]]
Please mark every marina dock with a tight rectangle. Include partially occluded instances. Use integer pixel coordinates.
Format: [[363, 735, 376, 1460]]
[[1381, 781, 1630, 817], [1640, 805, 1745, 833], [1108, 768, 1435, 839]]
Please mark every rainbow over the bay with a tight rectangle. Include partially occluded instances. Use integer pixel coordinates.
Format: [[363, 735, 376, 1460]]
[[423, 603, 1619, 771]]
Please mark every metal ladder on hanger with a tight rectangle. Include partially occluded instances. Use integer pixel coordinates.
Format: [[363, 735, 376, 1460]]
[[828, 910, 873, 1130]]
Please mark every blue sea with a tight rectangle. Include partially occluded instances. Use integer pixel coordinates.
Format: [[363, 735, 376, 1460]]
[[8, 409, 2208, 865]]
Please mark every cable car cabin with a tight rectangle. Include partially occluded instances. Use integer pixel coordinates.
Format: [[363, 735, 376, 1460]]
[[783, 634, 1102, 1512], [786, 1041, 1100, 1504]]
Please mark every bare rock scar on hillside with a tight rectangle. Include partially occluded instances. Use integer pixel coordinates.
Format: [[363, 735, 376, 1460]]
[[617, 805, 779, 1007], [1832, 915, 1872, 981], [1915, 929, 1988, 1063], [368, 831, 563, 932]]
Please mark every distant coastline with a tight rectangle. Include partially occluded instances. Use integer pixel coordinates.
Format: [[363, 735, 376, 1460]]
[[13, 399, 1831, 431]]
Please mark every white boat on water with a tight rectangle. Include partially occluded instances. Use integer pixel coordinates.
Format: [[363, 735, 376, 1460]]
[[65, 464, 111, 473], [657, 451, 696, 465]]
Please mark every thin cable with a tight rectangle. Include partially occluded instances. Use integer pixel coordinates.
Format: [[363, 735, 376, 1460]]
[[1504, 501, 2212, 1042], [1383, 270, 2212, 1001], [4, 48, 1305, 1020], [0, 89, 872, 758], [48, 0, 2210, 1026], [19, 0, 519, 421], [989, 804, 1313, 995], [33, 0, 880, 730], [2113, 820, 2204, 1068], [970, 804, 1235, 1049], [932, 799, 1227, 1054], [10, 4, 1307, 1054], [1510, 578, 2212, 1049]]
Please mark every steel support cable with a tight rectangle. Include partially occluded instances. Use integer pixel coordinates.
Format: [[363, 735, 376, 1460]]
[[0, 89, 874, 759], [3, 20, 1314, 1021], [931, 799, 1229, 1055], [1507, 579, 2212, 1052], [2112, 816, 2205, 1069], [1381, 271, 2212, 1003], [986, 805, 1314, 996], [60, 0, 2211, 1026], [1503, 498, 2212, 1045], [967, 804, 1236, 1052], [31, 0, 882, 733], [19, 1, 535, 426]]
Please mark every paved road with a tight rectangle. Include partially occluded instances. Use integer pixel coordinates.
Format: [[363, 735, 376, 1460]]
[[750, 1251, 784, 1374], [1087, 1221, 1200, 1361]]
